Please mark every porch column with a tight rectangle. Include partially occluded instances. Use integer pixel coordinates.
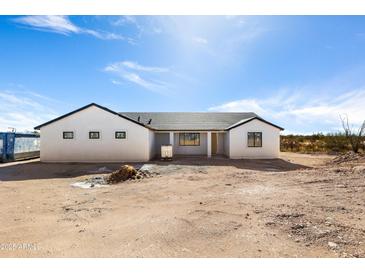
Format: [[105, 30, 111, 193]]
[[169, 132, 174, 146], [207, 131, 212, 158]]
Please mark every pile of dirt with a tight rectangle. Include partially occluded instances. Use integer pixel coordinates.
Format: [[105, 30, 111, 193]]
[[266, 212, 365, 258], [106, 165, 151, 184], [330, 151, 365, 164]]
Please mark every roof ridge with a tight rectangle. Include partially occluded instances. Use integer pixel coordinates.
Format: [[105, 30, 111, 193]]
[[119, 111, 258, 114]]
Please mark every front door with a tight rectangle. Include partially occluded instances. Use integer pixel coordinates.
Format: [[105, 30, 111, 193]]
[[211, 133, 217, 155]]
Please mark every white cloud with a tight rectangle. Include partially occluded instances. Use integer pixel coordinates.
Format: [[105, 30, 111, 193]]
[[122, 72, 163, 91], [225, 15, 247, 26], [135, 16, 267, 66], [209, 89, 365, 134], [192, 36, 208, 45], [209, 98, 265, 114], [120, 61, 169, 73], [14, 16, 132, 42], [14, 15, 79, 35], [111, 79, 123, 85], [104, 61, 170, 93], [113, 16, 140, 30], [0, 90, 59, 132], [153, 27, 162, 34], [113, 16, 166, 36]]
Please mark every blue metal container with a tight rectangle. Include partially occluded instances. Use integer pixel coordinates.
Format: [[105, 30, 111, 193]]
[[0, 132, 40, 162]]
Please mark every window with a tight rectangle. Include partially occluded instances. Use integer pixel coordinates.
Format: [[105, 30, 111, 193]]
[[248, 132, 262, 147], [179, 133, 200, 146], [63, 131, 74, 139], [115, 131, 126, 139], [89, 131, 100, 139]]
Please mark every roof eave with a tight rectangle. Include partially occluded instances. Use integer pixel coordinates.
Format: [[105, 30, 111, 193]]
[[226, 117, 284, 131], [153, 129, 228, 132], [34, 103, 152, 130]]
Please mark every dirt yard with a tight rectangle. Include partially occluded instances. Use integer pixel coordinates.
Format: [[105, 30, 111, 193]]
[[0, 152, 364, 258]]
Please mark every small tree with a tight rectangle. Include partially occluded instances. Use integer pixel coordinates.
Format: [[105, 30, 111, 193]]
[[340, 114, 365, 153]]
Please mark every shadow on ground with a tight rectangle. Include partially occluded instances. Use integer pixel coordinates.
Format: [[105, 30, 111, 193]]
[[151, 155, 308, 172], [0, 156, 308, 181]]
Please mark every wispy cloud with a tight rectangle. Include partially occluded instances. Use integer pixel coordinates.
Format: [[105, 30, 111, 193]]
[[14, 15, 79, 35], [104, 61, 170, 94], [112, 16, 143, 32], [209, 88, 365, 134], [112, 16, 163, 36], [13, 16, 134, 42], [0, 89, 59, 132], [111, 16, 264, 58], [121, 61, 169, 73], [192, 36, 208, 45]]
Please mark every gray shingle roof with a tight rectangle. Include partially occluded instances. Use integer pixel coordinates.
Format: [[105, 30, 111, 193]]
[[34, 103, 283, 131], [120, 112, 259, 130]]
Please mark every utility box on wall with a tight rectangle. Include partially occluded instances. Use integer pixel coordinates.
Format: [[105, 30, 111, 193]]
[[161, 145, 173, 160]]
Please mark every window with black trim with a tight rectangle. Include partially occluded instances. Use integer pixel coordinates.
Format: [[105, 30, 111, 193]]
[[248, 132, 262, 147], [179, 133, 200, 146], [89, 131, 100, 139], [115, 131, 126, 139], [63, 131, 74, 139]]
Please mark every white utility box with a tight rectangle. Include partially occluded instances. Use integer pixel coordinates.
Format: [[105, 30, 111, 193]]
[[161, 145, 173, 160]]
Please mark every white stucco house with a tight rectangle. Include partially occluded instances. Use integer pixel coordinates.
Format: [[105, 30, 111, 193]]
[[34, 103, 284, 162]]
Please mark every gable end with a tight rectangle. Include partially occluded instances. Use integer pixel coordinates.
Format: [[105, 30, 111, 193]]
[[226, 117, 284, 131], [34, 103, 151, 130]]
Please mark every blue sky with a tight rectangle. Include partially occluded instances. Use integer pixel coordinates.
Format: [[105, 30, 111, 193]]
[[1, 15, 365, 134]]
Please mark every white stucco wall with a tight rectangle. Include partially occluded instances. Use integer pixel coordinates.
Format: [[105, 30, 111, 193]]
[[39, 105, 151, 162], [173, 132, 208, 155], [229, 119, 280, 159]]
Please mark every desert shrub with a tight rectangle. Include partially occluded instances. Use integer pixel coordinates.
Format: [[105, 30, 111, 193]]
[[280, 132, 356, 153], [324, 132, 350, 152], [340, 115, 365, 153]]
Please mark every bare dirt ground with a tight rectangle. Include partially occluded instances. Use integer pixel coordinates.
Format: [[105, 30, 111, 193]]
[[0, 152, 364, 258]]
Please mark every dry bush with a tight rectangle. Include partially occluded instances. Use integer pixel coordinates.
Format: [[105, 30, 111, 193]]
[[340, 115, 365, 153], [281, 115, 365, 154]]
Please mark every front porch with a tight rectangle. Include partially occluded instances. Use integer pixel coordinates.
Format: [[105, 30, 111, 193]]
[[154, 131, 228, 158]]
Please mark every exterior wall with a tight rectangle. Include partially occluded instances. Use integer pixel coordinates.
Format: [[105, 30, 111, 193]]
[[40, 105, 150, 162], [223, 131, 230, 157], [229, 119, 280, 159], [173, 132, 208, 155]]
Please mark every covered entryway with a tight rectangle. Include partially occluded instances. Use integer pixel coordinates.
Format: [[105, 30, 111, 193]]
[[155, 131, 227, 159], [209, 132, 225, 157], [154, 132, 170, 157]]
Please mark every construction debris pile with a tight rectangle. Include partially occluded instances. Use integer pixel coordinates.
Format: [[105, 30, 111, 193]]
[[71, 176, 108, 189], [330, 151, 365, 164], [71, 165, 157, 188], [106, 165, 152, 184]]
